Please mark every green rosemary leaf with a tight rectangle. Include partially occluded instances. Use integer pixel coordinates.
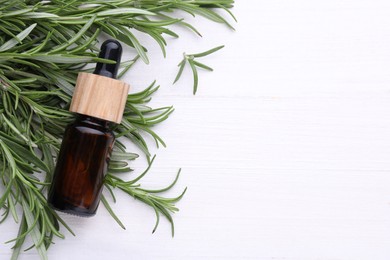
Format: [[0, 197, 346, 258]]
[[1, 8, 33, 18], [147, 30, 167, 57], [96, 8, 155, 17], [193, 60, 213, 71], [22, 12, 59, 19], [132, 123, 166, 148], [104, 183, 117, 203], [10, 215, 27, 260], [179, 21, 202, 37], [188, 60, 199, 94], [8, 196, 18, 223], [136, 169, 182, 194], [0, 140, 17, 179], [191, 45, 225, 58], [151, 204, 160, 234], [40, 143, 55, 178], [68, 28, 101, 54], [173, 60, 186, 84], [8, 58, 41, 69], [108, 161, 131, 173], [101, 195, 126, 230], [117, 26, 149, 64], [111, 151, 139, 161], [25, 31, 53, 55], [21, 199, 48, 260], [216, 3, 238, 22], [0, 23, 36, 52], [0, 207, 10, 224], [25, 54, 112, 64], [129, 155, 156, 184], [0, 179, 13, 209]]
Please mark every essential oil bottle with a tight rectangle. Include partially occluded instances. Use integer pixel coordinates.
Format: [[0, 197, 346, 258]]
[[48, 40, 129, 217]]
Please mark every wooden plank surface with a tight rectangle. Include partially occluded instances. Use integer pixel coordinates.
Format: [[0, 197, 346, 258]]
[[2, 1, 390, 259]]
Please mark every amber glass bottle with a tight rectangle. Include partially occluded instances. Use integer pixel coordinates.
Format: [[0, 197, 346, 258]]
[[48, 40, 130, 216]]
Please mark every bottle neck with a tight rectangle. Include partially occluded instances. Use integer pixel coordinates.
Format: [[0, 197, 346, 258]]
[[76, 114, 112, 129]]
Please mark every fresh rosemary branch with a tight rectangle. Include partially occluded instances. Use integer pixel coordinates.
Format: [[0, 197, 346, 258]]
[[1, 81, 181, 259], [0, 0, 235, 259], [174, 45, 225, 94], [105, 156, 187, 236]]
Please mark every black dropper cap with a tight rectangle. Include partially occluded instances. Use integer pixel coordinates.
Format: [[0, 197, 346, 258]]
[[93, 39, 122, 79]]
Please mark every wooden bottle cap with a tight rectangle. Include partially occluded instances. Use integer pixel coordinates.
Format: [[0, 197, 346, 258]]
[[69, 72, 130, 123]]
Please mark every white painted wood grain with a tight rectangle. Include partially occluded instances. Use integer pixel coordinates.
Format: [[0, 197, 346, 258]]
[[2, 1, 390, 259]]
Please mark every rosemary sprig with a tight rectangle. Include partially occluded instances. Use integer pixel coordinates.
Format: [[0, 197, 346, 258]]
[[174, 45, 225, 94], [105, 156, 187, 236]]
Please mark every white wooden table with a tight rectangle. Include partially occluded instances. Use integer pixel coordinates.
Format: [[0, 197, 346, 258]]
[[2, 1, 390, 259]]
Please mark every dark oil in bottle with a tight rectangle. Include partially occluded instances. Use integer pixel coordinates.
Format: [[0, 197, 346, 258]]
[[48, 116, 114, 216]]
